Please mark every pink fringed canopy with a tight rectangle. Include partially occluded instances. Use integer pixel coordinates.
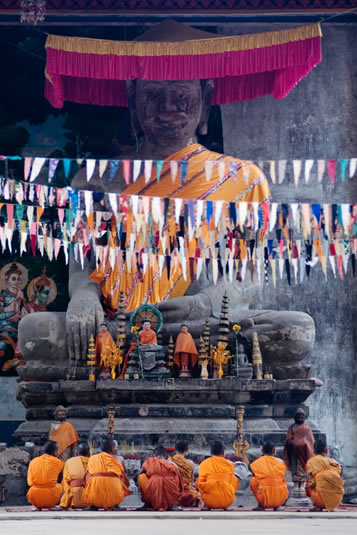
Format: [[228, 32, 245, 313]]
[[45, 23, 322, 108]]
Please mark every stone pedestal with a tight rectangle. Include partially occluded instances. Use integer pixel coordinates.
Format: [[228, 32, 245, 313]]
[[14, 372, 323, 459]]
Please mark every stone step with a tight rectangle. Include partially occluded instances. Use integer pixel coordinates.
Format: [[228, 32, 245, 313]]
[[25, 403, 310, 420]]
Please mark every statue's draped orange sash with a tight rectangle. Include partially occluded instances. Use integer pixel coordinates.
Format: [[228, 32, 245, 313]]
[[249, 455, 289, 509], [60, 456, 89, 509], [49, 421, 79, 457], [174, 331, 198, 367], [196, 456, 238, 509], [82, 452, 132, 510], [27, 454, 64, 509], [90, 144, 270, 311], [139, 329, 157, 345], [306, 455, 344, 511]]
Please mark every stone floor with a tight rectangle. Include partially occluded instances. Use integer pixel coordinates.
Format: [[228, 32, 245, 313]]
[[0, 509, 357, 535]]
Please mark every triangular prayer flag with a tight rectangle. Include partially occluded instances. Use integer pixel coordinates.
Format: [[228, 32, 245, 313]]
[[317, 160, 325, 183], [157, 160, 163, 182], [304, 159, 314, 184], [99, 159, 108, 178], [122, 160, 130, 184], [293, 160, 302, 187], [340, 159, 348, 181], [328, 160, 336, 185], [29, 157, 46, 182], [180, 161, 188, 186], [86, 159, 96, 182], [133, 160, 141, 182], [278, 160, 287, 184], [270, 160, 276, 184], [63, 158, 71, 179], [110, 160, 119, 182], [349, 158, 357, 178], [24, 157, 32, 181], [169, 160, 178, 183], [205, 161, 213, 182], [48, 158, 59, 182]]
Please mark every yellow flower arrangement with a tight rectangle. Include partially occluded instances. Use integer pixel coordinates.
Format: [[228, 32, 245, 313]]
[[233, 324, 241, 333], [131, 325, 139, 334]]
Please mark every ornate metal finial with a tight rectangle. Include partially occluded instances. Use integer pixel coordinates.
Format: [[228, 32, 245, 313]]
[[252, 332, 263, 380], [87, 334, 96, 381], [217, 291, 230, 346], [116, 290, 127, 352], [233, 405, 249, 464], [107, 405, 115, 438]]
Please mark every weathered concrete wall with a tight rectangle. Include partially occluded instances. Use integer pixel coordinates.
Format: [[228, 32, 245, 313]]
[[220, 23, 357, 465]]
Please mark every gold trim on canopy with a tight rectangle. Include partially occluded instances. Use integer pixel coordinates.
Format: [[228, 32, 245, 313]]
[[46, 23, 322, 57]]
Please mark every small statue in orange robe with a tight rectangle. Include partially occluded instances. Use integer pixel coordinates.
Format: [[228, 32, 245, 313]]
[[49, 405, 79, 462], [174, 324, 198, 378], [95, 323, 117, 378], [139, 319, 159, 347]]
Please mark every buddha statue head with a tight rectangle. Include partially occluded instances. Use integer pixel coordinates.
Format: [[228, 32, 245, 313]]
[[126, 21, 216, 157]]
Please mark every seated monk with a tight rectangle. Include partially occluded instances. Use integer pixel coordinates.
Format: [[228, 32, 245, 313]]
[[49, 405, 79, 462], [139, 319, 158, 347], [306, 438, 344, 512], [138, 445, 184, 511], [27, 440, 63, 510], [82, 437, 132, 510], [171, 440, 201, 507], [249, 441, 289, 510], [196, 440, 238, 510], [60, 441, 90, 509]]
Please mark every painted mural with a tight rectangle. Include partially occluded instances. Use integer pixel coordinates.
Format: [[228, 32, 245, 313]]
[[0, 253, 69, 376]]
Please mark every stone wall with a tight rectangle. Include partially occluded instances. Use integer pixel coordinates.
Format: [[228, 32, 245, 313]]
[[220, 22, 357, 465]]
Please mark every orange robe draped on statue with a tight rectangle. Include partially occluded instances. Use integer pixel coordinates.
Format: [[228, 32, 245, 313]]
[[138, 457, 184, 511], [82, 452, 132, 510], [171, 453, 200, 506], [139, 329, 157, 345], [249, 455, 289, 509], [90, 143, 270, 312], [174, 332, 198, 368], [196, 456, 238, 509], [60, 456, 89, 509], [306, 455, 344, 511], [49, 422, 79, 459], [27, 454, 63, 509], [95, 330, 116, 366]]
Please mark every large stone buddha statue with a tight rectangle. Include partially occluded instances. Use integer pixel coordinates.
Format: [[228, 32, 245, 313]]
[[18, 21, 315, 376]]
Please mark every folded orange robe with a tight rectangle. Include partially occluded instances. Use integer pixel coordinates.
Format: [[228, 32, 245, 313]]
[[60, 456, 89, 509], [196, 456, 238, 509], [82, 452, 132, 510], [171, 454, 200, 506], [249, 455, 289, 509], [49, 421, 79, 460], [174, 332, 198, 368], [27, 454, 63, 509], [306, 455, 344, 511], [138, 457, 184, 511]]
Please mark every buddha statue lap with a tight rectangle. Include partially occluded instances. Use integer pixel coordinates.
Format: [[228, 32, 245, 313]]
[[18, 21, 315, 379]]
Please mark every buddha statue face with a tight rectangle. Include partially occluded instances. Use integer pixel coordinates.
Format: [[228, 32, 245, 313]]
[[142, 320, 151, 331], [54, 406, 67, 422], [127, 78, 214, 148], [294, 408, 306, 425]]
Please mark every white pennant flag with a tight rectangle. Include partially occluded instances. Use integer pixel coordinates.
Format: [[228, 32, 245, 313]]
[[305, 159, 314, 183], [323, 204, 330, 238], [270, 160, 276, 184], [278, 160, 287, 184], [293, 160, 302, 187], [27, 205, 34, 223], [152, 197, 161, 224], [158, 255, 165, 276], [329, 255, 337, 278], [278, 258, 284, 279], [205, 161, 213, 182], [212, 258, 218, 284], [175, 198, 183, 224], [269, 203, 278, 232], [239, 202, 248, 230], [271, 258, 276, 287], [169, 160, 178, 183], [196, 258, 203, 280], [29, 157, 46, 182], [228, 258, 234, 283], [214, 201, 223, 227], [218, 160, 225, 181], [108, 193, 117, 213], [133, 160, 141, 182], [143, 160, 152, 184], [142, 252, 148, 274], [79, 243, 84, 269], [86, 159, 96, 182], [341, 204, 351, 235], [99, 160, 108, 178], [349, 158, 357, 178], [290, 203, 299, 228], [343, 254, 349, 275], [20, 232, 27, 256], [38, 235, 44, 257], [299, 257, 305, 283], [317, 160, 325, 183], [241, 258, 247, 282], [84, 190, 92, 217], [252, 202, 259, 231], [63, 239, 69, 265], [109, 247, 116, 270], [131, 195, 139, 220], [5, 225, 13, 254], [292, 258, 298, 283], [196, 200, 204, 229]]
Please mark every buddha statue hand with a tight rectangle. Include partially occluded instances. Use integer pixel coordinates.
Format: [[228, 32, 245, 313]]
[[156, 293, 212, 323], [66, 289, 104, 362]]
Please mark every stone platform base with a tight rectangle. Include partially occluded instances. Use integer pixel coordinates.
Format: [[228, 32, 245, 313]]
[[14, 376, 323, 457]]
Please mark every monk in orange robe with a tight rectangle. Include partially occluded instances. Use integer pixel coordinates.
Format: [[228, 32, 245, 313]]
[[174, 325, 198, 378], [306, 438, 344, 511], [171, 440, 201, 507], [27, 440, 63, 510], [250, 441, 289, 510], [49, 405, 79, 462], [82, 437, 132, 510], [196, 440, 238, 509], [60, 441, 90, 509], [283, 408, 315, 496], [138, 446, 184, 510], [95, 323, 117, 366]]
